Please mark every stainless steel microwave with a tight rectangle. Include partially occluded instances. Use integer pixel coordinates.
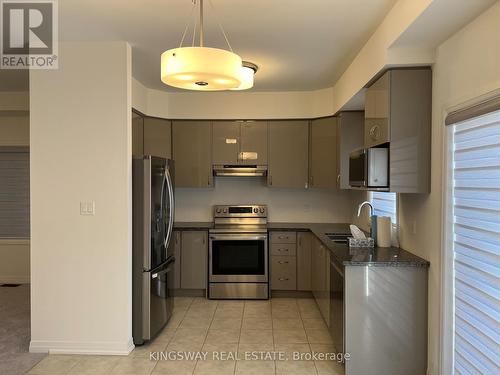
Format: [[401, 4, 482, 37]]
[[349, 147, 389, 188]]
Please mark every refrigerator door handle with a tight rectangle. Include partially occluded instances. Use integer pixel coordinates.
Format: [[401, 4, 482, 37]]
[[164, 166, 174, 250]]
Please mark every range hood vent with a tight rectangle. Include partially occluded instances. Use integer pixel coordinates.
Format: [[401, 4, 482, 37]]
[[213, 165, 267, 177]]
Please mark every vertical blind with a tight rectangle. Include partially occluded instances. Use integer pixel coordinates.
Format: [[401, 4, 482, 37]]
[[0, 148, 30, 238], [370, 191, 397, 223], [451, 110, 500, 374]]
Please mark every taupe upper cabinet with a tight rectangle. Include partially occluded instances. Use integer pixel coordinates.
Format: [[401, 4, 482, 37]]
[[144, 117, 172, 159], [338, 112, 364, 189], [132, 111, 143, 156], [365, 72, 390, 148], [212, 121, 268, 165], [365, 68, 432, 193], [309, 117, 338, 188], [212, 121, 240, 165], [268, 120, 309, 188], [240, 121, 268, 165], [172, 121, 213, 188]]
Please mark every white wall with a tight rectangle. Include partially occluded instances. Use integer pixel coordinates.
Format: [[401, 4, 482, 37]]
[[398, 3, 500, 374], [146, 87, 335, 120], [29, 42, 133, 355], [175, 178, 356, 223]]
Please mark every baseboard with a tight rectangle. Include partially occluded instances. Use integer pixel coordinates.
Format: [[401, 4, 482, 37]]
[[271, 290, 314, 298], [172, 289, 206, 297], [0, 276, 30, 284], [29, 338, 134, 356]]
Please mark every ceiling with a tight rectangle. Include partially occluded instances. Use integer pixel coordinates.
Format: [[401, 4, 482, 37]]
[[58, 0, 398, 92]]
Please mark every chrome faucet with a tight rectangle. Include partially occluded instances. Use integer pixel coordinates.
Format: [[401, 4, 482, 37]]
[[357, 201, 373, 217]]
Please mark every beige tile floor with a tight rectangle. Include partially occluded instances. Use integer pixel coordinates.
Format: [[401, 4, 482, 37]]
[[26, 297, 343, 375]]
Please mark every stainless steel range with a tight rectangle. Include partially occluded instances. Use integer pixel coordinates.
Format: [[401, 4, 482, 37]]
[[208, 205, 269, 299]]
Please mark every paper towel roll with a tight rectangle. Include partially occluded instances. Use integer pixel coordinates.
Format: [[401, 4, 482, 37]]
[[377, 216, 392, 247]]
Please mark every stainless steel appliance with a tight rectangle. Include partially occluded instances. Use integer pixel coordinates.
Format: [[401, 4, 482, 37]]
[[213, 165, 267, 177], [132, 156, 175, 345], [330, 257, 345, 363], [209, 205, 269, 299], [349, 147, 389, 188]]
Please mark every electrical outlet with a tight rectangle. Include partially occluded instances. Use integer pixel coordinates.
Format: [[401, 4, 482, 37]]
[[80, 201, 95, 216]]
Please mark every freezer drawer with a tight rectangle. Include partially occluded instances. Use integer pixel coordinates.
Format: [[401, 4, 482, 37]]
[[133, 257, 175, 345]]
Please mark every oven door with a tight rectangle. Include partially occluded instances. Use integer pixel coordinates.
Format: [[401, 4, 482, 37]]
[[209, 233, 268, 283]]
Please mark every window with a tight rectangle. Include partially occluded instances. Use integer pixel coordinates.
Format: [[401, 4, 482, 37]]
[[448, 109, 500, 374], [369, 191, 397, 223], [0, 147, 30, 239]]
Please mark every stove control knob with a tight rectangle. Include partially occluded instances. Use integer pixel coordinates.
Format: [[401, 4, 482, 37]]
[[259, 207, 265, 214], [216, 208, 222, 214], [223, 208, 228, 213], [253, 207, 258, 213]]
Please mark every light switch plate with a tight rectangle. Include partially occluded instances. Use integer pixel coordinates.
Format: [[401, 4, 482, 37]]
[[80, 201, 95, 216]]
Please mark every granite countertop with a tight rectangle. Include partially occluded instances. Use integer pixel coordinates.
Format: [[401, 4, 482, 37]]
[[174, 221, 430, 268], [270, 222, 429, 268]]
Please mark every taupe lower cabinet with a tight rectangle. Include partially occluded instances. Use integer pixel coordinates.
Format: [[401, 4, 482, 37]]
[[179, 230, 208, 290], [311, 235, 330, 325], [212, 121, 268, 165], [132, 111, 144, 156], [172, 121, 213, 188], [270, 231, 312, 292], [172, 231, 181, 289], [270, 231, 297, 290], [268, 121, 309, 188], [309, 117, 338, 188], [143, 117, 171, 159], [297, 232, 312, 291], [338, 112, 364, 189]]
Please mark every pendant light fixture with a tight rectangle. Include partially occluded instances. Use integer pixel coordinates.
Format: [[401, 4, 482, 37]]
[[161, 0, 255, 91], [231, 61, 258, 91]]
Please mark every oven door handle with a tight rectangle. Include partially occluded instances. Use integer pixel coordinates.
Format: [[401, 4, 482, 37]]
[[210, 234, 267, 241]]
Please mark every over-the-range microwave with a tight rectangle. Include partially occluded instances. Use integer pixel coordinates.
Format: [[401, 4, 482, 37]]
[[349, 147, 389, 188]]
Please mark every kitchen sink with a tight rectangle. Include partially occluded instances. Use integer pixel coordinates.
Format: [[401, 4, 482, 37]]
[[325, 233, 351, 244]]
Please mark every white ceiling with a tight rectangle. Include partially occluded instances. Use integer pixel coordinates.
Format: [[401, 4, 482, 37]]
[[58, 0, 398, 92]]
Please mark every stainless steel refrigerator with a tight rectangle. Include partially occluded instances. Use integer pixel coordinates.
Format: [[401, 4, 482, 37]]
[[132, 156, 175, 345]]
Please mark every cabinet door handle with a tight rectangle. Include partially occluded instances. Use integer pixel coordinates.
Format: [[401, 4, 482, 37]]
[[337, 174, 341, 187], [279, 248, 289, 252], [269, 175, 273, 186], [278, 236, 287, 240], [278, 261, 289, 264], [278, 278, 289, 281]]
